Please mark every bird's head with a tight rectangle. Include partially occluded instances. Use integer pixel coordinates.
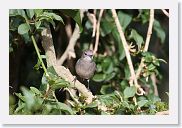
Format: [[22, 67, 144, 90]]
[[82, 50, 94, 61]]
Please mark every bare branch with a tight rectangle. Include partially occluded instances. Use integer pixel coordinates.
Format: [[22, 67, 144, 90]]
[[87, 12, 97, 37], [161, 9, 169, 17], [93, 9, 104, 55], [111, 9, 145, 95], [136, 9, 155, 79], [65, 18, 72, 39], [41, 28, 57, 67]]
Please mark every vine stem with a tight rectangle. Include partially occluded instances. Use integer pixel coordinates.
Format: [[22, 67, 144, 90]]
[[31, 35, 48, 76]]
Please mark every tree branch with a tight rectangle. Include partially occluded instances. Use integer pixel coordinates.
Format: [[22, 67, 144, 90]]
[[87, 12, 97, 37], [111, 9, 145, 95], [161, 9, 169, 17], [93, 9, 104, 54], [41, 27, 94, 104], [57, 10, 84, 65], [136, 9, 155, 79]]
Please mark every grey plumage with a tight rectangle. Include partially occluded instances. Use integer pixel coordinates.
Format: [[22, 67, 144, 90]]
[[75, 50, 96, 85]]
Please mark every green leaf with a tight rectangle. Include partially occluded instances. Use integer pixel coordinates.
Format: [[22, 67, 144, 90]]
[[129, 29, 144, 49], [147, 94, 161, 103], [120, 80, 129, 90], [98, 93, 121, 108], [100, 17, 115, 37], [112, 28, 125, 61], [14, 93, 26, 102], [26, 9, 34, 19], [85, 101, 98, 108], [92, 73, 106, 82], [21, 87, 35, 110], [135, 9, 150, 24], [9, 9, 19, 16], [57, 102, 75, 115], [101, 57, 114, 74], [35, 21, 41, 29], [124, 65, 130, 79], [124, 86, 137, 98], [60, 9, 83, 32], [153, 19, 166, 43], [17, 9, 27, 18], [35, 9, 43, 17], [118, 11, 132, 31], [9, 9, 27, 19], [18, 23, 30, 35], [51, 78, 70, 89], [122, 101, 130, 108], [14, 102, 25, 113], [105, 72, 116, 81], [147, 63, 156, 71], [30, 87, 42, 96], [137, 100, 148, 107], [100, 85, 114, 94], [96, 64, 102, 72], [43, 12, 64, 24], [47, 66, 58, 76]]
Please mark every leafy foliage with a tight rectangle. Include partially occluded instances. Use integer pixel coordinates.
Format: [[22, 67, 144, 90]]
[[9, 9, 169, 115]]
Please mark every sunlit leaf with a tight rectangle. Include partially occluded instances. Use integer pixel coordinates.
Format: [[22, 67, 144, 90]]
[[57, 102, 75, 115], [137, 100, 148, 107], [124, 86, 137, 98], [30, 87, 42, 96], [26, 9, 34, 19], [18, 23, 30, 35], [118, 11, 132, 31]]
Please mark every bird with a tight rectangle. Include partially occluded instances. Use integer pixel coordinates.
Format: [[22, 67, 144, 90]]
[[75, 50, 96, 89]]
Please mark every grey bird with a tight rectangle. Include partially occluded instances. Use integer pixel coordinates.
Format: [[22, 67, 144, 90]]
[[75, 50, 96, 89]]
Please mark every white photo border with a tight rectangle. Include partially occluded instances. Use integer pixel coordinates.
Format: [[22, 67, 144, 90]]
[[0, 0, 178, 124]]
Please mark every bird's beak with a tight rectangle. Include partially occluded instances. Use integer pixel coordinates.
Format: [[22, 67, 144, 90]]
[[88, 55, 93, 59]]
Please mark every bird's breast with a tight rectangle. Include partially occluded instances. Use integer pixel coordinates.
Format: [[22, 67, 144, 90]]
[[75, 59, 96, 79]]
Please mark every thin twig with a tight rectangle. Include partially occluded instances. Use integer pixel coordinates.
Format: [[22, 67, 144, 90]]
[[65, 18, 72, 39], [93, 9, 104, 55], [65, 88, 81, 105], [161, 9, 169, 17], [87, 13, 97, 37], [136, 9, 155, 79]]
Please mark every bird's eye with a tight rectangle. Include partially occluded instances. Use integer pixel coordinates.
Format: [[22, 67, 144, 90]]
[[84, 52, 87, 55]]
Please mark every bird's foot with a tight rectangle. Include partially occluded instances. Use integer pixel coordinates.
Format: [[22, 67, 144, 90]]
[[72, 76, 77, 86]]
